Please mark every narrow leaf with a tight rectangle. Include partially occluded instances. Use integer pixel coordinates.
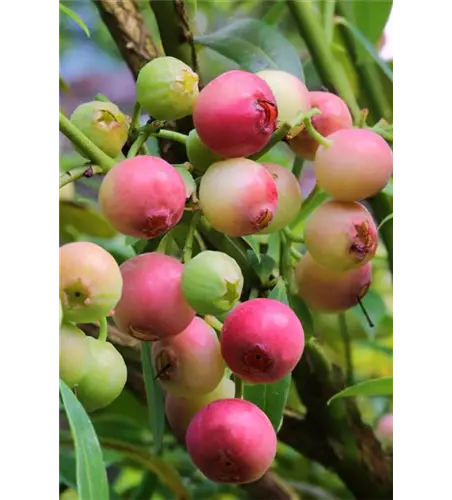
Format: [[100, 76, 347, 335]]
[[141, 342, 165, 455], [268, 278, 289, 305], [328, 376, 393, 405], [59, 3, 91, 38], [242, 235, 261, 263], [59, 379, 109, 500], [377, 212, 393, 231]]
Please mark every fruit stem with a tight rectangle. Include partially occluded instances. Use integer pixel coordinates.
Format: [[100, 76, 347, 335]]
[[153, 129, 188, 145], [59, 164, 103, 188], [285, 0, 362, 123], [338, 313, 354, 385], [233, 375, 243, 398], [98, 317, 108, 342], [283, 227, 305, 243], [356, 297, 374, 328], [59, 111, 116, 172], [250, 110, 306, 161], [303, 114, 333, 149], [182, 211, 201, 263], [280, 233, 294, 291], [128, 120, 168, 158], [204, 315, 223, 332], [130, 102, 142, 132], [290, 247, 303, 261]]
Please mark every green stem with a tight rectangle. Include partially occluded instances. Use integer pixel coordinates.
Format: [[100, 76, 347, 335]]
[[127, 133, 148, 158], [59, 164, 103, 188], [204, 315, 223, 332], [234, 375, 243, 399], [303, 114, 332, 148], [285, 0, 361, 123], [283, 227, 304, 244], [153, 129, 188, 145], [322, 0, 336, 46], [338, 313, 353, 385], [130, 102, 142, 132], [292, 156, 304, 178], [280, 233, 293, 290], [98, 317, 108, 342], [250, 110, 305, 161], [290, 247, 303, 261], [59, 111, 116, 171], [182, 211, 201, 263]]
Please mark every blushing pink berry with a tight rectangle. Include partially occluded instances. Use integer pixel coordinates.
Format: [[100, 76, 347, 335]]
[[98, 155, 186, 239], [186, 399, 277, 484], [314, 128, 393, 201], [376, 413, 393, 443], [199, 158, 278, 236], [295, 253, 372, 313], [193, 70, 277, 157], [289, 91, 353, 161], [304, 200, 378, 271], [220, 298, 305, 383], [114, 253, 195, 341]]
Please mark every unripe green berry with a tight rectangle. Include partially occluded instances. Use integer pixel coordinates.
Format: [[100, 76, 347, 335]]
[[60, 489, 78, 500], [76, 338, 127, 412], [136, 56, 200, 120], [181, 251, 244, 315], [59, 323, 90, 388], [59, 182, 75, 201], [70, 101, 129, 158], [186, 129, 223, 174]]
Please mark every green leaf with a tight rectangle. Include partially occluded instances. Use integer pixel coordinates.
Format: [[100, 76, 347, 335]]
[[60, 201, 117, 240], [268, 277, 289, 304], [195, 18, 305, 81], [258, 142, 295, 170], [59, 3, 91, 38], [242, 235, 261, 263], [244, 375, 292, 432], [289, 293, 314, 340], [351, 290, 387, 339], [328, 376, 393, 405], [141, 342, 166, 455], [59, 379, 109, 500], [377, 212, 393, 231], [336, 18, 393, 82], [131, 472, 158, 500]]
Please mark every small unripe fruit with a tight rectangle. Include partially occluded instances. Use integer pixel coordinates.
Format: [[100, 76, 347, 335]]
[[60, 489, 78, 500], [76, 338, 127, 411], [60, 242, 123, 323], [376, 413, 393, 443], [70, 101, 128, 158], [258, 163, 302, 233], [186, 129, 223, 174], [114, 253, 195, 341], [186, 399, 277, 484], [314, 129, 393, 201], [98, 156, 186, 239], [136, 56, 200, 120], [59, 323, 90, 388], [295, 253, 372, 313], [59, 182, 75, 201], [152, 317, 225, 397], [181, 251, 243, 315], [304, 201, 378, 271], [165, 377, 235, 442], [289, 91, 353, 161], [257, 69, 310, 136], [193, 70, 278, 157], [199, 158, 278, 236], [221, 298, 305, 383]]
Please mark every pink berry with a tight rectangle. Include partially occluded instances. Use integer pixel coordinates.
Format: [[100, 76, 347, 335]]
[[304, 201, 378, 271], [186, 399, 277, 484], [220, 298, 304, 383], [165, 377, 235, 442], [314, 129, 393, 201], [114, 253, 195, 341], [289, 91, 353, 161], [98, 156, 186, 239], [376, 413, 393, 442], [258, 162, 303, 233], [193, 70, 277, 157], [152, 317, 225, 397], [295, 253, 372, 313], [199, 158, 278, 236]]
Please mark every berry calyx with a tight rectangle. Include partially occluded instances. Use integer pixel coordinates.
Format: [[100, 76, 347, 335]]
[[304, 200, 378, 271], [59, 242, 123, 323], [136, 56, 200, 121], [114, 253, 195, 341], [181, 251, 244, 315], [186, 399, 277, 484], [152, 317, 225, 397], [193, 70, 278, 157], [220, 298, 305, 383], [98, 156, 186, 239], [199, 158, 278, 236]]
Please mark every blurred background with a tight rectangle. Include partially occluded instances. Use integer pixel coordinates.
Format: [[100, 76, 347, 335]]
[[60, 2, 393, 499]]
